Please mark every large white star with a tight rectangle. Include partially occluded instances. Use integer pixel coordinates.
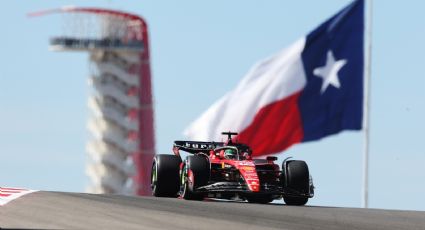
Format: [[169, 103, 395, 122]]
[[313, 50, 347, 93]]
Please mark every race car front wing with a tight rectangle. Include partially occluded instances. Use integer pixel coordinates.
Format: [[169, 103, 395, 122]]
[[196, 181, 314, 198]]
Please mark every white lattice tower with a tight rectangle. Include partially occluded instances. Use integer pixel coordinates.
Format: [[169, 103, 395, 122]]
[[32, 7, 156, 195], [86, 50, 140, 194]]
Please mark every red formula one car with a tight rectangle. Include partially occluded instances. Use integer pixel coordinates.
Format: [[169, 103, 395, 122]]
[[151, 132, 314, 205]]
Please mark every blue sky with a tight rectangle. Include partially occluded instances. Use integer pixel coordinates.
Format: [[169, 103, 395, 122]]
[[0, 0, 424, 211]]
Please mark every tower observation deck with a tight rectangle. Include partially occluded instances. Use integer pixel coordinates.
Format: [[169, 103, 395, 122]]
[[31, 7, 155, 195]]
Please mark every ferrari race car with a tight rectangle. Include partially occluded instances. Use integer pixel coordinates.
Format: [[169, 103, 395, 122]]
[[151, 132, 314, 205]]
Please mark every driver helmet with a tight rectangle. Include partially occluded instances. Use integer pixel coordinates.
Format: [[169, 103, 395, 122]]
[[224, 149, 236, 159]]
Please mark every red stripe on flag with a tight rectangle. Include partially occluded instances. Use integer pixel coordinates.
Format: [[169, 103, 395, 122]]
[[0, 193, 12, 197], [238, 92, 304, 156]]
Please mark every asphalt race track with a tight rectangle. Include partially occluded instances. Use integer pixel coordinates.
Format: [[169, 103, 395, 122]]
[[1, 191, 424, 230]]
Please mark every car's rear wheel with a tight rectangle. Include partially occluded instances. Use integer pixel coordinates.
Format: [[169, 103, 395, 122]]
[[151, 154, 181, 197], [181, 155, 209, 200], [282, 160, 310, 206]]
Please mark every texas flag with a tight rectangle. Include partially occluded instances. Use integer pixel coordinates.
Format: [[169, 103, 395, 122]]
[[184, 0, 364, 156]]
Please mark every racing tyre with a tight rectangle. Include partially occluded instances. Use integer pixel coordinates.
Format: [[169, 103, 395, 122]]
[[181, 155, 209, 200], [282, 160, 310, 206], [151, 154, 182, 197]]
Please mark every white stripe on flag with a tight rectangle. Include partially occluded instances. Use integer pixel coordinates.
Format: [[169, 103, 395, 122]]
[[184, 38, 307, 141]]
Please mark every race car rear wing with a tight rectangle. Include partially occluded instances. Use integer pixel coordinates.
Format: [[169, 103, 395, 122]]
[[173, 141, 224, 154]]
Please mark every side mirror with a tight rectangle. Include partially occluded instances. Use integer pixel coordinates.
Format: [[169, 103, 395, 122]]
[[266, 156, 278, 161]]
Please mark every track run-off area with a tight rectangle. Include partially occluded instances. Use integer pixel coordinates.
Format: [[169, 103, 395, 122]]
[[0, 191, 424, 230]]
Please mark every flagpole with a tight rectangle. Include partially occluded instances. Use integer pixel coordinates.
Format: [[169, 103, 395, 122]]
[[362, 0, 373, 209]]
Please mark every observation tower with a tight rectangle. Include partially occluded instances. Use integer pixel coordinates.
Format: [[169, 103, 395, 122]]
[[31, 7, 155, 195]]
